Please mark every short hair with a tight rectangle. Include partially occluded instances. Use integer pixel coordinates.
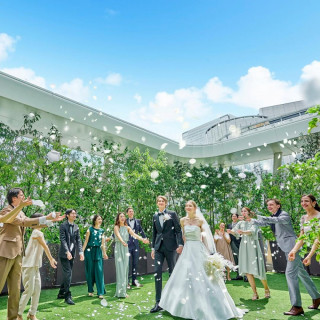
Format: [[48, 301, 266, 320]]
[[65, 209, 76, 216], [7, 188, 24, 205], [156, 195, 168, 204], [31, 213, 44, 219], [126, 207, 133, 213], [231, 213, 239, 218], [266, 198, 282, 208]]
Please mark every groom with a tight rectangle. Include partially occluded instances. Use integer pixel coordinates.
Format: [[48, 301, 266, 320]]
[[253, 198, 320, 316], [150, 195, 183, 313]]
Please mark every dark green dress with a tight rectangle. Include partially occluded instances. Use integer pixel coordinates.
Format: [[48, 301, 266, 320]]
[[84, 227, 106, 296]]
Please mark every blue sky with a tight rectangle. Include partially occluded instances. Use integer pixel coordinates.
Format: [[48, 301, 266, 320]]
[[1, 0, 320, 140]]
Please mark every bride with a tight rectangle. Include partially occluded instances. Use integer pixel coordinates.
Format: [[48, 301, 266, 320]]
[[159, 200, 246, 320]]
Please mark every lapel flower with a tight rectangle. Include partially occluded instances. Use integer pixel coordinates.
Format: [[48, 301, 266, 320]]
[[163, 213, 171, 222]]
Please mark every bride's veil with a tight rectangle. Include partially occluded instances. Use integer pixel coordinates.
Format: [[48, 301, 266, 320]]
[[196, 208, 216, 254]]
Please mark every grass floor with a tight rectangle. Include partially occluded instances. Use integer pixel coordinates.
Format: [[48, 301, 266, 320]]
[[1, 272, 320, 320]]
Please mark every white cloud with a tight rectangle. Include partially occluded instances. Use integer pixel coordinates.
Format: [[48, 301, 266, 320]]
[[96, 73, 122, 86], [203, 77, 232, 102], [0, 33, 17, 62], [131, 87, 209, 125], [54, 78, 90, 102], [130, 61, 320, 140], [231, 66, 302, 108], [1, 67, 46, 88], [301, 60, 320, 105]]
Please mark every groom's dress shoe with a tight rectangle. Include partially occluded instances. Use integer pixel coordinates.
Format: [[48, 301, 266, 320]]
[[309, 297, 320, 309], [150, 303, 163, 313], [283, 306, 304, 316], [65, 298, 75, 305]]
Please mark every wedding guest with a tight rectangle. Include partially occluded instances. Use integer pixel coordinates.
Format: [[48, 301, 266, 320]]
[[253, 198, 320, 316], [227, 214, 243, 280], [150, 195, 183, 313], [0, 188, 60, 320], [114, 212, 149, 298], [17, 213, 58, 320], [214, 222, 235, 281], [57, 209, 84, 305], [126, 207, 146, 288], [228, 207, 270, 300], [83, 214, 108, 299], [289, 195, 320, 266]]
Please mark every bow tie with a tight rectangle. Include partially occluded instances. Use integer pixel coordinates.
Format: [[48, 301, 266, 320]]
[[129, 219, 134, 222], [158, 212, 164, 216]]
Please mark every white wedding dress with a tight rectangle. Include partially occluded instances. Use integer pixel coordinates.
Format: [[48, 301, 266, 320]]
[[159, 225, 246, 320]]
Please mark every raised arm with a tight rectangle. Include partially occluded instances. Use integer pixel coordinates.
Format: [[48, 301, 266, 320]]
[[0, 197, 32, 223], [127, 226, 149, 244], [256, 212, 291, 225]]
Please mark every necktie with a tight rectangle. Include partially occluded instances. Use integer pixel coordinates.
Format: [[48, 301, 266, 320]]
[[69, 224, 74, 235]]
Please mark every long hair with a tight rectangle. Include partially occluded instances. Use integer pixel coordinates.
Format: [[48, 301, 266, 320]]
[[115, 212, 128, 227], [302, 194, 320, 211], [243, 207, 255, 218]]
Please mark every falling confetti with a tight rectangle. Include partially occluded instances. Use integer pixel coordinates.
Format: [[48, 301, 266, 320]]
[[150, 170, 159, 179]]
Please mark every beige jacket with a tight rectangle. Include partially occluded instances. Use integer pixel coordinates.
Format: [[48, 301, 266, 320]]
[[0, 205, 40, 259]]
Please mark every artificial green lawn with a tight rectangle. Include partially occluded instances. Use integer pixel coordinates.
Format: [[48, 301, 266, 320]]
[[1, 272, 320, 319]]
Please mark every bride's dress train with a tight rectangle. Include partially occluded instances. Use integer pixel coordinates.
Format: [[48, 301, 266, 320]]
[[159, 225, 246, 320]]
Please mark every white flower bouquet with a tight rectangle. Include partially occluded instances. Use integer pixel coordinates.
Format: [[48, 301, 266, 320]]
[[204, 252, 237, 280]]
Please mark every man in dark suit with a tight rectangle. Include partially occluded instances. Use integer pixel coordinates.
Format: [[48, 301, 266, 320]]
[[57, 209, 84, 305], [150, 195, 184, 313], [126, 207, 146, 288], [227, 213, 243, 280]]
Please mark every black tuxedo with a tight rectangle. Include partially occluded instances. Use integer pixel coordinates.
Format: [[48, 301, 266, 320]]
[[152, 209, 183, 302], [127, 218, 146, 284], [58, 220, 83, 299]]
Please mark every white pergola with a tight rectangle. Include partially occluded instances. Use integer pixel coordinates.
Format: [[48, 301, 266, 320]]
[[0, 71, 318, 168]]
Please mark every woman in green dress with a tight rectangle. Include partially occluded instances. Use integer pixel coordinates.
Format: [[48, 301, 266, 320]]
[[228, 207, 270, 300], [83, 215, 108, 299], [114, 212, 149, 298]]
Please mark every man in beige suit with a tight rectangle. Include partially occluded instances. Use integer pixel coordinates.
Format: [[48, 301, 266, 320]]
[[0, 188, 60, 320]]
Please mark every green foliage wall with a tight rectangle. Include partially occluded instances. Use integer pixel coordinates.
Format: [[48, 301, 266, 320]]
[[1, 112, 319, 248]]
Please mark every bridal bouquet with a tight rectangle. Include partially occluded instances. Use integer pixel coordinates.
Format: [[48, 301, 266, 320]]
[[204, 253, 236, 281]]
